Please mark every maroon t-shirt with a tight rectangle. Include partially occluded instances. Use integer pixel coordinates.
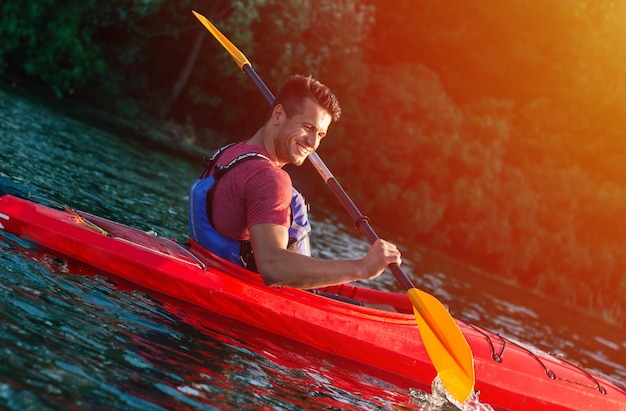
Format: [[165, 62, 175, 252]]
[[211, 142, 292, 241]]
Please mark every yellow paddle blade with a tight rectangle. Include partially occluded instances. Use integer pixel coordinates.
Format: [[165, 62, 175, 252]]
[[192, 11, 250, 71], [407, 288, 475, 403]]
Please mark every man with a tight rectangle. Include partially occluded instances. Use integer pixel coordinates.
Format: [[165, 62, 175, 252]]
[[189, 75, 401, 289]]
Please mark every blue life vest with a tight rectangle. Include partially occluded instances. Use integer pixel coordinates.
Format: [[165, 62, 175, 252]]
[[188, 144, 311, 270]]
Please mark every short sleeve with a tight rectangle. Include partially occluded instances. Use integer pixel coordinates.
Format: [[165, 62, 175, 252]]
[[243, 164, 292, 228]]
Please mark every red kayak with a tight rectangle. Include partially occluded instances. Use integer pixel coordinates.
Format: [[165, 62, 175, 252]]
[[1, 191, 625, 411]]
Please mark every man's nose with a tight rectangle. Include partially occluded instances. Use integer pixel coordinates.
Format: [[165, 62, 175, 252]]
[[305, 131, 320, 148]]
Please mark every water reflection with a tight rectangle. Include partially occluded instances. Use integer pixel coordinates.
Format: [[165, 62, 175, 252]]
[[1, 242, 417, 410]]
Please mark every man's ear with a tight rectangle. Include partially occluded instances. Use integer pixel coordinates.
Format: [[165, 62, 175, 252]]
[[271, 104, 284, 125]]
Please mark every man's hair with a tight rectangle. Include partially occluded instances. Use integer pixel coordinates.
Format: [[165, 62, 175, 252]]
[[272, 75, 341, 122]]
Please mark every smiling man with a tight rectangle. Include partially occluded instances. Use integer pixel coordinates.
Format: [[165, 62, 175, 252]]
[[189, 74, 401, 289]]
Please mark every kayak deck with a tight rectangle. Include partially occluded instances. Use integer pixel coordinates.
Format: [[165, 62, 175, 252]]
[[1, 192, 625, 411], [78, 207, 417, 315]]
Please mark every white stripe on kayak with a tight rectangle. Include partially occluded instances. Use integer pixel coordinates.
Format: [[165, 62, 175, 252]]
[[0, 213, 8, 230]]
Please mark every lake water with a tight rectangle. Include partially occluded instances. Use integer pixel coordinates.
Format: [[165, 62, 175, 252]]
[[0, 86, 624, 410]]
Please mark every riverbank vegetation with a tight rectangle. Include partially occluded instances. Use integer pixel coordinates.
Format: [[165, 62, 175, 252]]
[[2, 0, 625, 325]]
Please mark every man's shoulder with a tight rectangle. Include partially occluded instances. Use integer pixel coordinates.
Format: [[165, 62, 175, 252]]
[[219, 142, 270, 162], [234, 158, 289, 184], [217, 143, 289, 185]]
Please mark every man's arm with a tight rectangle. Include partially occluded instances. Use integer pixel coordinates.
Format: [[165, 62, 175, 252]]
[[249, 223, 401, 289]]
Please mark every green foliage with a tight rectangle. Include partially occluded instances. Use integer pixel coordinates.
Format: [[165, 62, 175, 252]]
[[2, 1, 103, 97], [359, 0, 626, 324], [0, 0, 165, 105]]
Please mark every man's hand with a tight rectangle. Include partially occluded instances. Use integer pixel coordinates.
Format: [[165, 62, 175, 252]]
[[359, 239, 402, 281]]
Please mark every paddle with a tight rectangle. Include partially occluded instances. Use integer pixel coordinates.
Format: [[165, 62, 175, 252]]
[[192, 11, 475, 403]]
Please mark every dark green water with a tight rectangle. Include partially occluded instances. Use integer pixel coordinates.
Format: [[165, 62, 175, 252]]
[[0, 87, 624, 410]]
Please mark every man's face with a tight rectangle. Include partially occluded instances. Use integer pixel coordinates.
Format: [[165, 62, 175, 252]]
[[274, 99, 332, 166]]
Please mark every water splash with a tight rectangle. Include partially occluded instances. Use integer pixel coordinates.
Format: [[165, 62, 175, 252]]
[[408, 377, 494, 411]]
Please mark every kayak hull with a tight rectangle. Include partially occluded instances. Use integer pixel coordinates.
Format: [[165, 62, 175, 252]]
[[1, 193, 625, 411]]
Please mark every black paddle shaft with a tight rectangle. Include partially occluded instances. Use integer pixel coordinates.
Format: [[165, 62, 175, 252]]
[[306, 154, 415, 292], [244, 65, 276, 104]]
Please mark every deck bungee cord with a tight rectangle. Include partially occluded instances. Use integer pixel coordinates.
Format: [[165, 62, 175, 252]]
[[467, 323, 608, 394], [0, 179, 206, 270]]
